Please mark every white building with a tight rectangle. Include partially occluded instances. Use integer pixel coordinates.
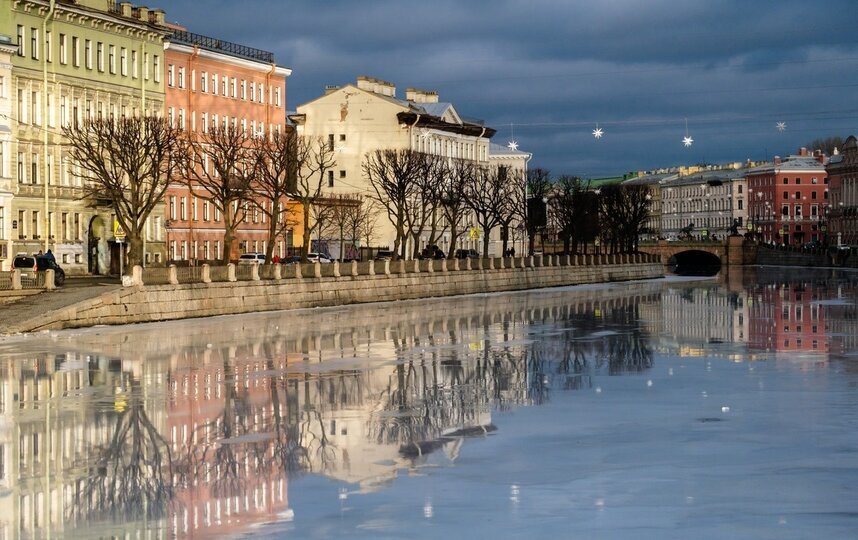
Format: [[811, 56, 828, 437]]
[[0, 35, 15, 268], [293, 76, 529, 257]]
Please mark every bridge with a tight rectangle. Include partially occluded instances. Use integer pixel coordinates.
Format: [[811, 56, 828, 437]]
[[639, 236, 754, 269]]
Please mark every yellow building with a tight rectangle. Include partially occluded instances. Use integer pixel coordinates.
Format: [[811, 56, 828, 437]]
[[3, 0, 170, 273]]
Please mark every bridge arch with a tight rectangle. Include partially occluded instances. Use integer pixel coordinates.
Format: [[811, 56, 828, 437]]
[[667, 249, 722, 275]]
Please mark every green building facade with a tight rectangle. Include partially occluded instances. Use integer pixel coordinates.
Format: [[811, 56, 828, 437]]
[[1, 0, 169, 273]]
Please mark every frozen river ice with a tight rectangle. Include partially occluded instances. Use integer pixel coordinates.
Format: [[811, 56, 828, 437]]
[[1, 267, 857, 538]]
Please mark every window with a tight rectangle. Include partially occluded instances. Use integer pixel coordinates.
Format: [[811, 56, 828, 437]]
[[169, 196, 176, 220], [192, 197, 198, 221], [795, 178, 801, 185], [180, 197, 187, 220], [201, 112, 208, 133], [85, 39, 92, 69], [274, 87, 281, 106], [96, 42, 104, 71], [221, 76, 227, 96], [240, 80, 246, 100], [212, 74, 218, 95], [738, 184, 743, 194], [230, 78, 236, 98], [203, 201, 210, 221], [783, 191, 788, 200], [72, 36, 79, 67], [59, 34, 67, 64], [258, 83, 264, 103], [794, 191, 800, 200], [178, 66, 185, 88], [153, 55, 160, 82], [201, 71, 207, 92], [31, 153, 38, 184], [45, 30, 52, 62], [120, 47, 127, 76], [167, 64, 174, 86], [339, 170, 346, 178], [17, 25, 24, 57], [328, 170, 334, 187], [738, 199, 743, 210], [782, 178, 788, 185], [31, 28, 38, 60], [131, 49, 137, 78], [109, 44, 116, 74], [811, 177, 818, 184], [249, 81, 255, 101], [811, 191, 817, 200]]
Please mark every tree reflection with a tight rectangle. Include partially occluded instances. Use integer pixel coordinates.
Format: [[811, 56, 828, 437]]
[[70, 373, 174, 522]]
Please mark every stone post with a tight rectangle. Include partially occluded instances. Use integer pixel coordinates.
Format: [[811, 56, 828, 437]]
[[453, 258, 460, 271], [168, 264, 179, 285], [294, 263, 303, 279], [412, 259, 420, 273], [45, 269, 56, 290], [333, 261, 341, 278], [202, 264, 212, 283], [227, 263, 236, 282], [11, 269, 21, 290], [441, 259, 448, 272], [314, 262, 322, 279], [527, 255, 535, 268], [465, 257, 472, 271], [498, 257, 505, 269], [251, 264, 260, 281], [427, 259, 434, 273], [488, 257, 495, 270], [368, 260, 376, 275], [384, 260, 391, 275], [351, 260, 358, 277], [397, 259, 406, 274], [273, 264, 282, 280], [132, 265, 143, 286]]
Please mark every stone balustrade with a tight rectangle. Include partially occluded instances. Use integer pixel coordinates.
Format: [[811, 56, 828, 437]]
[[134, 254, 662, 287]]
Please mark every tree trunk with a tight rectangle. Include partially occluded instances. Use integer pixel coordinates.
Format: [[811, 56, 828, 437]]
[[222, 211, 235, 264], [482, 230, 491, 258], [339, 225, 345, 261], [448, 223, 460, 259], [127, 233, 144, 270], [411, 231, 421, 259], [265, 217, 278, 262], [301, 201, 312, 259]]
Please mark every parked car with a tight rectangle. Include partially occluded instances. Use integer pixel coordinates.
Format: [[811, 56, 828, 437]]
[[281, 256, 303, 265], [374, 250, 394, 261], [306, 252, 333, 263], [454, 249, 480, 259], [419, 245, 445, 260], [238, 253, 266, 265], [12, 254, 66, 286]]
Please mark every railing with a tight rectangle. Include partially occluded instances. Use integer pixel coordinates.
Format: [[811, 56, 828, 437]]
[[0, 272, 12, 291], [0, 270, 56, 291], [125, 254, 662, 287], [169, 30, 274, 63]]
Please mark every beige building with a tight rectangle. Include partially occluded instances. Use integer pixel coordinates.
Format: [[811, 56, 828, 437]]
[[4, 0, 170, 273], [0, 35, 15, 267], [293, 76, 530, 257]]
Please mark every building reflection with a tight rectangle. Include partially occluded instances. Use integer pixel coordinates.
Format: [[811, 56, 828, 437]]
[[11, 271, 858, 537]]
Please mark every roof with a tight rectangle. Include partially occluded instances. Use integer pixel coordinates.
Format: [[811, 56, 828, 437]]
[[747, 156, 826, 175], [488, 142, 530, 157]]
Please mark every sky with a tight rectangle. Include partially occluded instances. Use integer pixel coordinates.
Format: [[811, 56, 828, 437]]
[[163, 0, 858, 177]]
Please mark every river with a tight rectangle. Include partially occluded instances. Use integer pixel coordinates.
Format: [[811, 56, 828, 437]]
[[0, 267, 857, 539]]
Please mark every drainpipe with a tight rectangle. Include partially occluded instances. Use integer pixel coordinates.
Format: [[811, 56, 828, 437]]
[[42, 0, 56, 253]]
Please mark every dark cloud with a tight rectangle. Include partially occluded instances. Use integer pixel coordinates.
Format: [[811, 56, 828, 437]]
[[163, 0, 858, 175]]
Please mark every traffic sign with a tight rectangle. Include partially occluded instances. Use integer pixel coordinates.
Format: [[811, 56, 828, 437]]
[[113, 220, 126, 242]]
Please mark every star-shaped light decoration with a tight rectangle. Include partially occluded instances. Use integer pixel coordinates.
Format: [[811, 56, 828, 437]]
[[776, 122, 786, 132], [507, 140, 519, 151], [592, 127, 604, 139], [682, 135, 694, 147]]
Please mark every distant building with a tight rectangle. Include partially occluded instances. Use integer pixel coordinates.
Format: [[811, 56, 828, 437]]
[[0, 34, 16, 268], [660, 168, 746, 240], [826, 136, 858, 246], [162, 26, 292, 262], [745, 149, 828, 245]]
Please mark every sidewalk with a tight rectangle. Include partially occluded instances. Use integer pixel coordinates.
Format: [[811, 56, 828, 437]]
[[0, 279, 121, 335]]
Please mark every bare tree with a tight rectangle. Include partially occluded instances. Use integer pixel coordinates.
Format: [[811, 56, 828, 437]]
[[464, 165, 512, 257], [441, 158, 474, 259], [288, 136, 336, 259], [324, 193, 363, 261], [64, 116, 183, 268], [184, 125, 254, 263], [804, 136, 844, 156], [597, 184, 651, 253], [550, 175, 592, 253], [496, 167, 524, 256], [363, 149, 424, 259], [522, 168, 552, 256], [251, 130, 301, 262], [404, 153, 445, 258]]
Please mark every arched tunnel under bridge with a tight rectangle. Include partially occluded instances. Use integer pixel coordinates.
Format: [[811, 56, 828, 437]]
[[667, 250, 723, 276]]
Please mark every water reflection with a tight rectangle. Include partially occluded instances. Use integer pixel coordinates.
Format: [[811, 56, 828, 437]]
[[0, 268, 857, 537]]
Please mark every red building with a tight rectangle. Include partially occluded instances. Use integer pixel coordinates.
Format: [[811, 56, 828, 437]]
[[746, 149, 828, 245], [747, 282, 830, 353], [826, 136, 858, 246], [163, 27, 293, 263]]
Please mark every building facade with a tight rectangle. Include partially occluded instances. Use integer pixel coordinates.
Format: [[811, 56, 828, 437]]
[[660, 168, 745, 240], [3, 0, 170, 273], [746, 150, 828, 245], [0, 35, 15, 267], [826, 136, 858, 247], [294, 77, 528, 257], [162, 27, 292, 263]]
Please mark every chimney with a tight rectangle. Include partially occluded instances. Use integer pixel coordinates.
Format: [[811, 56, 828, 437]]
[[814, 149, 825, 164], [119, 2, 132, 17], [799, 147, 808, 157], [356, 76, 396, 97], [774, 156, 782, 166], [137, 6, 149, 21], [149, 8, 166, 26], [325, 85, 340, 95], [405, 87, 439, 104]]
